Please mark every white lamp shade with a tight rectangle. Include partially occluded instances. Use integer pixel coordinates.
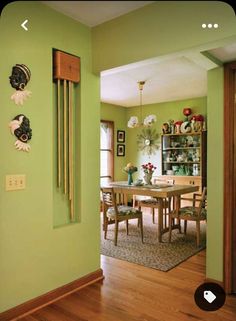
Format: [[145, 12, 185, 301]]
[[143, 114, 157, 126], [128, 116, 139, 128]]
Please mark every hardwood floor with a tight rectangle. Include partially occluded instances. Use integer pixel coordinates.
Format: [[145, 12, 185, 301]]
[[20, 250, 236, 321]]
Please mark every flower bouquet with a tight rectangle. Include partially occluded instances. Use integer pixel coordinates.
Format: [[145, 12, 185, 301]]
[[141, 162, 156, 185], [123, 163, 138, 185]]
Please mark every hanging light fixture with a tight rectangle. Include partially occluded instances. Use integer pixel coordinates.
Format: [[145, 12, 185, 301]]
[[127, 81, 156, 128]]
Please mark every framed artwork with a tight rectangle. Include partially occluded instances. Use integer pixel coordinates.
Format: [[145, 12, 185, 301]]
[[117, 144, 125, 157], [117, 130, 125, 143]]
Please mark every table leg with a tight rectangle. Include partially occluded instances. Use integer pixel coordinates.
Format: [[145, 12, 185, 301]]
[[158, 198, 163, 242], [174, 195, 181, 233]]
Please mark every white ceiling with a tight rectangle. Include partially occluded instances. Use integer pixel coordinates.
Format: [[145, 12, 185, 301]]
[[208, 43, 236, 63], [41, 1, 155, 27], [101, 56, 208, 107], [101, 42, 236, 107], [42, 1, 236, 107]]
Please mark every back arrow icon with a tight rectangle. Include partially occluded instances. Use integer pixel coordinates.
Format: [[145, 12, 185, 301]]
[[21, 19, 28, 31]]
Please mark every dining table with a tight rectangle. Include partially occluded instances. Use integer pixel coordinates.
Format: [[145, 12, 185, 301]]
[[105, 181, 199, 242]]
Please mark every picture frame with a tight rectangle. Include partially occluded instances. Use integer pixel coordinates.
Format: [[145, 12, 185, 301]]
[[117, 144, 125, 157], [117, 130, 125, 143]]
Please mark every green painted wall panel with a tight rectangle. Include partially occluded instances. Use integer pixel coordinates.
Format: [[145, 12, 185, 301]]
[[92, 1, 236, 73], [0, 2, 100, 312], [206, 67, 224, 281]]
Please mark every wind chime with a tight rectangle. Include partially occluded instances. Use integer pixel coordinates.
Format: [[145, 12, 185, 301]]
[[53, 50, 80, 221]]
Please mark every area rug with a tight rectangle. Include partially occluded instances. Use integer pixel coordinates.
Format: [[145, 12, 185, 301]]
[[100, 214, 206, 271]]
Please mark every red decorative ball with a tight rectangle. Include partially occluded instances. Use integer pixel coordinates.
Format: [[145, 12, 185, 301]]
[[183, 108, 192, 116]]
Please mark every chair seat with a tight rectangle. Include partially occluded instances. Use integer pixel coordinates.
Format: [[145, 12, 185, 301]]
[[107, 205, 142, 220], [174, 206, 207, 220], [139, 198, 170, 207], [139, 198, 159, 205]]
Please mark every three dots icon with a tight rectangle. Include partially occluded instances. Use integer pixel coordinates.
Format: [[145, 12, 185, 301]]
[[202, 23, 218, 29]]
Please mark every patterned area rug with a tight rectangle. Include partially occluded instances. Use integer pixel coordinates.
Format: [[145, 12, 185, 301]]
[[100, 213, 206, 271]]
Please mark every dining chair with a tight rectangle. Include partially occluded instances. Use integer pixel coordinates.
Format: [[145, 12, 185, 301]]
[[101, 187, 143, 246], [168, 187, 207, 247], [137, 178, 175, 228]]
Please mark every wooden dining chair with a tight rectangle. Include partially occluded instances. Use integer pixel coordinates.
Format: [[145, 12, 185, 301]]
[[168, 187, 207, 247], [137, 178, 175, 227], [101, 187, 143, 246]]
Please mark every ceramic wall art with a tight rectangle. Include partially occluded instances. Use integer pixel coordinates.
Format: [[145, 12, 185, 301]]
[[180, 121, 191, 133], [162, 122, 170, 134], [9, 114, 32, 152], [9, 64, 31, 105]]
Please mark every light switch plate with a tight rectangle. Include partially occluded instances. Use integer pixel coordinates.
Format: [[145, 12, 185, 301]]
[[6, 175, 26, 191]]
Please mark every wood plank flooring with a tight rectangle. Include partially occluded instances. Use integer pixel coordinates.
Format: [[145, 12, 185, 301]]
[[19, 250, 236, 321]]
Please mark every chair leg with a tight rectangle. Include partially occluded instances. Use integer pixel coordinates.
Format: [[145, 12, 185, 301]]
[[178, 218, 182, 233], [138, 205, 141, 227], [152, 208, 155, 224], [164, 200, 167, 228], [184, 221, 187, 234], [140, 216, 144, 243], [133, 195, 136, 208], [196, 221, 200, 247], [168, 214, 172, 243], [168, 197, 171, 212], [114, 220, 119, 246], [104, 218, 108, 239], [126, 220, 129, 235]]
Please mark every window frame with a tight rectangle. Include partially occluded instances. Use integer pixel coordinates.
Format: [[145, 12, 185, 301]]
[[100, 120, 114, 182]]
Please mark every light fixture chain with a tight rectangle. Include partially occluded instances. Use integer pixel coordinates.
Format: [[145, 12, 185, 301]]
[[140, 87, 143, 124]]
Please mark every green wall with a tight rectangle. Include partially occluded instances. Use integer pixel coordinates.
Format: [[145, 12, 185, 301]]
[[206, 67, 224, 281], [125, 97, 207, 180], [0, 2, 100, 312], [92, 1, 236, 73], [101, 103, 127, 181]]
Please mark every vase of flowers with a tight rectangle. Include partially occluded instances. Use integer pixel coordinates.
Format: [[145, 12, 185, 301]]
[[141, 162, 157, 185], [123, 163, 138, 185]]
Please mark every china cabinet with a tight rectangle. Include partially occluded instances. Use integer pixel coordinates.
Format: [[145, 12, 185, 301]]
[[159, 132, 207, 198]]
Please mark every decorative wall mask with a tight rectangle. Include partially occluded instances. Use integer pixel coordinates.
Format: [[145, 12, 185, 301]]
[[9, 64, 31, 105], [9, 114, 32, 152], [137, 128, 159, 156]]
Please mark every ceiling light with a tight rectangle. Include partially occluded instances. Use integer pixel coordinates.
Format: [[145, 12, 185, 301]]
[[127, 81, 156, 128]]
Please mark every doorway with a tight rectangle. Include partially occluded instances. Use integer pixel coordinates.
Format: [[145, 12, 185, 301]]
[[224, 61, 236, 294]]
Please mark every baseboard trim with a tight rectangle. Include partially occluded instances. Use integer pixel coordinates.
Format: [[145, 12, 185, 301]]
[[0, 268, 104, 321], [205, 278, 224, 288]]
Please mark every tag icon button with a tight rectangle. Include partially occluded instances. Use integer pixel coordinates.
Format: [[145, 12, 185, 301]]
[[203, 290, 216, 303], [194, 282, 226, 311]]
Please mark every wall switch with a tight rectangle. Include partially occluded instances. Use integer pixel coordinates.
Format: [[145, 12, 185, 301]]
[[6, 175, 26, 191]]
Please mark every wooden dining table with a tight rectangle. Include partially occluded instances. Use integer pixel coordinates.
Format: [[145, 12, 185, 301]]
[[105, 181, 199, 242]]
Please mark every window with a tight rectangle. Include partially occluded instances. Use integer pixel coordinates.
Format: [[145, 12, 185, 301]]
[[100, 120, 114, 184]]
